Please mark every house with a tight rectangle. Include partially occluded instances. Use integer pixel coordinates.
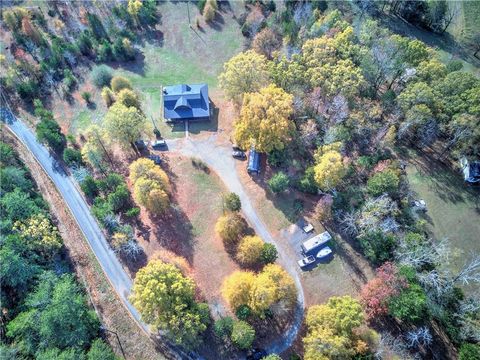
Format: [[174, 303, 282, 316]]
[[461, 158, 480, 184], [162, 84, 210, 122], [247, 147, 260, 174]]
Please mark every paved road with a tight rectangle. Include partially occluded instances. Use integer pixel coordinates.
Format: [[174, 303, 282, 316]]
[[2, 112, 148, 334], [4, 108, 304, 356], [168, 135, 306, 354]]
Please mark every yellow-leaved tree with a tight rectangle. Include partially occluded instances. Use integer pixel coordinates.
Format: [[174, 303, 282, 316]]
[[129, 158, 170, 214], [313, 142, 347, 190], [234, 84, 295, 153], [303, 296, 378, 360], [130, 260, 209, 345], [236, 235, 264, 266], [215, 212, 247, 247], [221, 264, 296, 316], [103, 102, 152, 151], [218, 50, 270, 102], [14, 214, 62, 258]]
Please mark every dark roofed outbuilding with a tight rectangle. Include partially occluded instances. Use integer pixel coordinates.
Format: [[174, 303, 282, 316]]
[[163, 84, 210, 121]]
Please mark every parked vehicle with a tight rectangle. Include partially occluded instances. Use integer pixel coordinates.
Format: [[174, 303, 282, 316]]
[[232, 150, 246, 159], [135, 139, 149, 150], [460, 157, 480, 184], [316, 246, 332, 260], [152, 139, 167, 149], [301, 231, 332, 255], [302, 223, 314, 233], [247, 148, 260, 174], [297, 255, 316, 269], [148, 155, 162, 165]]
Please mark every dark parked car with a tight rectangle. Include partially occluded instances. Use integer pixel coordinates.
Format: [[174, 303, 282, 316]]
[[148, 155, 162, 165], [152, 139, 167, 149], [232, 150, 246, 159], [247, 349, 267, 360]]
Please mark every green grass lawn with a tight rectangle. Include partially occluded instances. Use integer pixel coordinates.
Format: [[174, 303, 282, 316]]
[[71, 1, 244, 138], [406, 155, 480, 277]]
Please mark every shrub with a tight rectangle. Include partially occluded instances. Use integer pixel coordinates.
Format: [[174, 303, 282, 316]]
[[268, 171, 289, 193], [367, 169, 400, 196], [81, 176, 98, 198], [358, 231, 396, 265], [297, 166, 318, 194], [215, 213, 247, 246], [224, 192, 241, 212], [107, 184, 130, 212], [110, 76, 132, 93], [81, 91, 92, 104], [446, 60, 463, 73], [214, 317, 234, 339], [231, 320, 255, 350], [91, 65, 113, 88], [260, 243, 278, 264], [63, 148, 82, 166], [236, 235, 264, 266], [125, 207, 140, 218], [235, 304, 252, 320]]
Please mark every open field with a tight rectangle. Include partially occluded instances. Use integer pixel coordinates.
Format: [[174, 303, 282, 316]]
[[405, 150, 480, 283], [50, 1, 245, 137]]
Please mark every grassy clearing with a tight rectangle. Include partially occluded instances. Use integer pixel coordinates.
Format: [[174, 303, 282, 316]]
[[406, 156, 480, 276]]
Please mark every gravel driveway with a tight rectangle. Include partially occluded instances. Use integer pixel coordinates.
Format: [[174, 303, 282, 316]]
[[169, 135, 306, 354]]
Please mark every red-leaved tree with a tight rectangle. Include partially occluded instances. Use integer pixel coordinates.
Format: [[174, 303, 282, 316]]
[[360, 262, 408, 320]]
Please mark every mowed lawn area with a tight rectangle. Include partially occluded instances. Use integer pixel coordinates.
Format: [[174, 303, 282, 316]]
[[406, 153, 480, 277], [63, 1, 244, 137]]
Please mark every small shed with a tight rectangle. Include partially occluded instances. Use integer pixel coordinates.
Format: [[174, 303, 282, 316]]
[[247, 148, 260, 174], [163, 84, 210, 122]]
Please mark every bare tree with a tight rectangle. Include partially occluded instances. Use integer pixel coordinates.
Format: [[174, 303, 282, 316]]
[[405, 327, 433, 349], [121, 239, 143, 259]]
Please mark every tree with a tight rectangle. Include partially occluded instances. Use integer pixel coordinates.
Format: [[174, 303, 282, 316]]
[[361, 262, 408, 320], [63, 148, 83, 167], [81, 92, 92, 104], [224, 192, 241, 212], [13, 214, 63, 258], [129, 159, 170, 214], [103, 103, 152, 151], [313, 143, 347, 190], [81, 125, 112, 172], [101, 87, 115, 107], [388, 283, 428, 323], [234, 84, 295, 153], [87, 339, 117, 360], [127, 0, 143, 19], [252, 28, 281, 59], [366, 169, 400, 196], [7, 273, 99, 355], [249, 264, 296, 314], [268, 172, 290, 193], [218, 50, 270, 102], [304, 296, 374, 360], [314, 195, 333, 223], [230, 321, 255, 350], [236, 236, 265, 266], [359, 230, 396, 265], [80, 176, 99, 198], [262, 355, 282, 360], [116, 88, 141, 110], [221, 271, 255, 311], [215, 213, 247, 246], [459, 343, 480, 360], [260, 243, 278, 264], [91, 65, 113, 88], [110, 76, 132, 93], [203, 0, 216, 22], [130, 260, 207, 345], [213, 317, 234, 339], [0, 189, 42, 223]]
